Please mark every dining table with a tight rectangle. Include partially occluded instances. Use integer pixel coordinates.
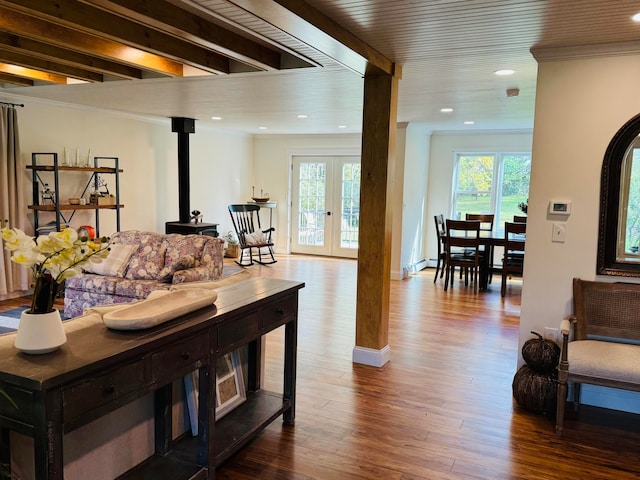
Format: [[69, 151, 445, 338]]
[[442, 228, 525, 291]]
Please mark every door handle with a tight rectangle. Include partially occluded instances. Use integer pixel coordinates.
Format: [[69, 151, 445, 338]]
[[327, 211, 332, 216]]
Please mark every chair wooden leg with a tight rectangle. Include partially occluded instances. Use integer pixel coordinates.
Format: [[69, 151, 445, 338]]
[[572, 383, 581, 412], [255, 246, 277, 265], [235, 248, 254, 267], [433, 258, 441, 283], [444, 264, 451, 291], [556, 374, 567, 437]]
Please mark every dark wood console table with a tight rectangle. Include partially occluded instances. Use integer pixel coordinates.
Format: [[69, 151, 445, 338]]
[[0, 277, 303, 479]]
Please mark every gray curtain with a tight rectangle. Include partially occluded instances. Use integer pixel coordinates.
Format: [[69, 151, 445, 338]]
[[0, 105, 29, 294]]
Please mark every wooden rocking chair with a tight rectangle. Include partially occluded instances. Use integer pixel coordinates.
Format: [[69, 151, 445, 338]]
[[228, 204, 277, 266]]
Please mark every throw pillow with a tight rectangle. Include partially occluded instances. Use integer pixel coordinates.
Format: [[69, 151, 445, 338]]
[[157, 255, 196, 283], [83, 243, 138, 277], [244, 231, 265, 246]]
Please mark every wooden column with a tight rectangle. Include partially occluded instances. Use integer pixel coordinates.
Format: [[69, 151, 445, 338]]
[[353, 69, 400, 367]]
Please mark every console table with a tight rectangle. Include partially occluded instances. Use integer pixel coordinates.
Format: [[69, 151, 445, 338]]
[[0, 277, 303, 479]]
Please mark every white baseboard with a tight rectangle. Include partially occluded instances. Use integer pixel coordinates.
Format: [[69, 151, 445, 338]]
[[352, 345, 391, 367]]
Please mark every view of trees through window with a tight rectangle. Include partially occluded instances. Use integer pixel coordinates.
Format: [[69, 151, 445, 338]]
[[453, 153, 531, 227], [623, 148, 640, 254]]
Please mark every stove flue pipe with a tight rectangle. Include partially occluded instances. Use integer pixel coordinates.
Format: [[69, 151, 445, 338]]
[[171, 117, 195, 224]]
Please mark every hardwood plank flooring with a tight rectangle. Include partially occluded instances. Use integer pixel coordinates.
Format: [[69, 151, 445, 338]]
[[216, 255, 640, 479], [2, 255, 639, 478]]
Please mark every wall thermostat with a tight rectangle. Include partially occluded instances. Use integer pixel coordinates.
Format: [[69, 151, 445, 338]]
[[549, 200, 571, 215]]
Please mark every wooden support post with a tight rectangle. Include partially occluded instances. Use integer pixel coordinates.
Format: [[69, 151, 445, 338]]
[[353, 69, 400, 367]]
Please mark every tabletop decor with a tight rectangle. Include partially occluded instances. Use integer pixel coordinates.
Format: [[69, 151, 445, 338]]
[[1, 227, 110, 353]]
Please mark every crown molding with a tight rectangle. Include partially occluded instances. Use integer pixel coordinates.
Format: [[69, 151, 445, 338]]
[[531, 40, 640, 62]]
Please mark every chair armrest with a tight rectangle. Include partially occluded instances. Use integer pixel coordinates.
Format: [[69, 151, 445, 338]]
[[559, 315, 576, 366], [560, 315, 575, 336]]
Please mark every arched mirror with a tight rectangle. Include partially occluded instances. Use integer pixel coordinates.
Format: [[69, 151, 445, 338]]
[[597, 112, 640, 276]]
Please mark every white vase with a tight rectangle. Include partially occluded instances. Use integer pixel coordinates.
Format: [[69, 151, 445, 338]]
[[15, 309, 67, 354]]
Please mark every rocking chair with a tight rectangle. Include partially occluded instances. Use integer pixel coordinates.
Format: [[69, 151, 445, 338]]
[[228, 204, 277, 266]]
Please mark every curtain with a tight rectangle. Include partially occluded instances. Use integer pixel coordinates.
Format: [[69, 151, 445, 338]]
[[0, 105, 29, 294]]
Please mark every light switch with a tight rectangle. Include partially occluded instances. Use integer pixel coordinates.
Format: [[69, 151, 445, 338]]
[[552, 223, 566, 243]]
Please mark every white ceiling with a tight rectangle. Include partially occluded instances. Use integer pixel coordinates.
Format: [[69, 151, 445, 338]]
[[2, 0, 640, 135]]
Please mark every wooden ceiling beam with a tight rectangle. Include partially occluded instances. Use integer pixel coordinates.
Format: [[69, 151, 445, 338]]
[[86, 0, 281, 71], [0, 0, 231, 74], [227, 0, 397, 76], [0, 6, 183, 77], [0, 47, 103, 82], [0, 62, 66, 83], [0, 31, 143, 79], [0, 71, 33, 86]]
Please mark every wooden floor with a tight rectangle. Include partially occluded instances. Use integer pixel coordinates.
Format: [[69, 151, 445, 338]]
[[3, 255, 640, 479]]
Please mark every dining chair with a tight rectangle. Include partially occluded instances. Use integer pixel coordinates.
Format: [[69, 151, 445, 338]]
[[465, 213, 495, 282], [501, 221, 527, 297], [513, 215, 527, 223], [444, 219, 482, 292], [433, 214, 447, 283]]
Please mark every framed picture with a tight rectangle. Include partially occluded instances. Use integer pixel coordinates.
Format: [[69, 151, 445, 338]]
[[215, 350, 246, 419]]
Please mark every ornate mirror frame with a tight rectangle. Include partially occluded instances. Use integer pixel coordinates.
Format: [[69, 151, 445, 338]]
[[597, 112, 640, 277]]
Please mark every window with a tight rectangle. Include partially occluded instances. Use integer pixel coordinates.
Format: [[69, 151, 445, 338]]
[[452, 152, 531, 228], [617, 140, 640, 259]]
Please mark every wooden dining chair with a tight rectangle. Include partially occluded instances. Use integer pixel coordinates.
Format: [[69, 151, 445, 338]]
[[433, 214, 447, 283], [501, 221, 526, 297], [513, 215, 527, 223], [228, 204, 277, 266], [444, 219, 482, 292], [465, 213, 495, 282]]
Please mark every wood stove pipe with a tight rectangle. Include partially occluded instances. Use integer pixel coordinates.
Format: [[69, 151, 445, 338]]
[[171, 117, 195, 224]]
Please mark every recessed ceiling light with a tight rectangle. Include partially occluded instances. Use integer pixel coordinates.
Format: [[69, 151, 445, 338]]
[[258, 126, 267, 130], [338, 125, 348, 129], [211, 116, 222, 120], [495, 69, 515, 76], [440, 108, 453, 113], [632, 12, 640, 22], [297, 114, 308, 119], [464, 121, 475, 125]]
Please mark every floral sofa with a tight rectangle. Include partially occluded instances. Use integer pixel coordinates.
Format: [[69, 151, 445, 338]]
[[64, 230, 225, 318]]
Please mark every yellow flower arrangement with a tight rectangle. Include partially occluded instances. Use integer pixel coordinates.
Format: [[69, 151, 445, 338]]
[[1, 227, 110, 314]]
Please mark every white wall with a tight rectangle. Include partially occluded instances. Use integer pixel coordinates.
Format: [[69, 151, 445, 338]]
[[425, 130, 533, 266], [522, 53, 640, 412], [16, 101, 253, 237], [398, 124, 431, 275]]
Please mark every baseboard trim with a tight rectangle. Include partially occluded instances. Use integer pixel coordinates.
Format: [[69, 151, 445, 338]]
[[352, 345, 391, 367]]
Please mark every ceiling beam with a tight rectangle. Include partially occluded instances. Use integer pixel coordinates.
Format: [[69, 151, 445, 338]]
[[0, 31, 143, 79], [85, 0, 282, 71], [0, 71, 33, 86], [0, 5, 183, 77], [0, 62, 67, 83], [227, 0, 397, 76], [0, 0, 231, 74], [0, 47, 103, 82]]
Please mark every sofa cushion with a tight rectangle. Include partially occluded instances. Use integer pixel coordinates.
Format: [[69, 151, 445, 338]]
[[83, 243, 138, 277], [124, 232, 167, 280], [157, 255, 196, 283], [163, 234, 208, 266]]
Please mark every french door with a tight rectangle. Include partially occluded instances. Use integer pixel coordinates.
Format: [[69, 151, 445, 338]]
[[291, 155, 360, 258]]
